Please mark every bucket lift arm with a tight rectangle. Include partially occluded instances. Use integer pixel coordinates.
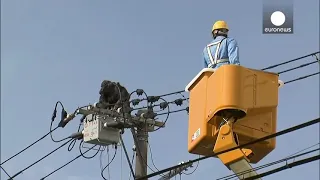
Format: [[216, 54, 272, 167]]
[[213, 118, 261, 180]]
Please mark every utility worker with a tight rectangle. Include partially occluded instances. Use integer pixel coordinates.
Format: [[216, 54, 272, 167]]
[[203, 20, 240, 70]]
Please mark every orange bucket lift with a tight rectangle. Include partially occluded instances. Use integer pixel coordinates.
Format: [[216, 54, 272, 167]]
[[185, 65, 283, 179]]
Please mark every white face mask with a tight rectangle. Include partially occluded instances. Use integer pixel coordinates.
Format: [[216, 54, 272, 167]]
[[218, 29, 228, 34], [212, 30, 228, 38]]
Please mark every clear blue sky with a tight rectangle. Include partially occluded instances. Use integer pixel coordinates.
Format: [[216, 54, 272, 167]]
[[1, 0, 319, 179]]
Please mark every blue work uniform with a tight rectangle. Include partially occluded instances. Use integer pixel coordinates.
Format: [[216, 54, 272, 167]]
[[203, 35, 240, 70]]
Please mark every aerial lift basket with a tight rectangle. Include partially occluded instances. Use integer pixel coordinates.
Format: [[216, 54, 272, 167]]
[[185, 65, 282, 179]]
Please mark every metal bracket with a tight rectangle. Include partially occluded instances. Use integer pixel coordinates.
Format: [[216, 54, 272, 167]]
[[213, 123, 260, 179], [77, 105, 165, 132]]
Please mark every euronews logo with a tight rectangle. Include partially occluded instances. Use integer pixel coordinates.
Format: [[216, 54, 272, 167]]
[[263, 0, 293, 34]]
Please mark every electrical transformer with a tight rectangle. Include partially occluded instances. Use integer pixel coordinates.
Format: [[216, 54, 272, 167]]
[[83, 114, 120, 146]]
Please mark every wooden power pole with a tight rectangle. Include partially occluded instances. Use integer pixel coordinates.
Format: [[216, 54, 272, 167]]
[[132, 126, 149, 178], [132, 108, 164, 179]]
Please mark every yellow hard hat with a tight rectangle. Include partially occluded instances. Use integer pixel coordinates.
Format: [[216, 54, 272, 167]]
[[212, 20, 229, 32]]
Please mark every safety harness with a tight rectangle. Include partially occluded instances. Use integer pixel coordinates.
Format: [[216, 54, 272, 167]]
[[206, 38, 229, 68]]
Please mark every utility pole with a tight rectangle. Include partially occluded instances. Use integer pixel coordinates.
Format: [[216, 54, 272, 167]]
[[132, 108, 159, 179], [132, 125, 148, 178], [76, 102, 165, 180]]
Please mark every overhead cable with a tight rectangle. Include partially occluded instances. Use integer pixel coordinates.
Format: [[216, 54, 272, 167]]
[[244, 154, 320, 180], [132, 98, 188, 111], [152, 97, 170, 132], [1, 101, 66, 165], [218, 144, 320, 180], [132, 67, 319, 123], [156, 107, 189, 116], [0, 166, 12, 179], [128, 153, 135, 180], [50, 123, 69, 143], [145, 51, 320, 98], [39, 144, 98, 180], [148, 142, 163, 174], [155, 70, 319, 118], [261, 51, 319, 71], [284, 72, 319, 85], [315, 54, 320, 66], [0, 127, 58, 166], [99, 146, 109, 179], [120, 135, 136, 179], [101, 147, 117, 180], [277, 60, 319, 74], [158, 91, 185, 98], [182, 155, 200, 176], [136, 117, 320, 180], [50, 101, 69, 142], [9, 138, 74, 180], [78, 140, 101, 159]]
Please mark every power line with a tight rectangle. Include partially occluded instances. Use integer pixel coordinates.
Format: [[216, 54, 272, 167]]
[[130, 61, 319, 132], [223, 149, 319, 180], [217, 144, 320, 180], [158, 91, 185, 97], [284, 72, 319, 85], [128, 153, 135, 180], [1, 101, 66, 166], [285, 143, 320, 159], [143, 51, 320, 98], [182, 158, 200, 176], [244, 154, 320, 180], [101, 147, 117, 180], [152, 97, 171, 132], [155, 70, 320, 120], [261, 51, 319, 71], [182, 156, 200, 176], [156, 108, 188, 116], [9, 138, 74, 180], [120, 135, 135, 179], [277, 60, 319, 74], [152, 71, 318, 113], [40, 144, 98, 180], [156, 70, 319, 118], [136, 117, 320, 180], [0, 126, 59, 165], [132, 98, 188, 111], [78, 140, 101, 159], [148, 142, 163, 173], [0, 166, 12, 179]]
